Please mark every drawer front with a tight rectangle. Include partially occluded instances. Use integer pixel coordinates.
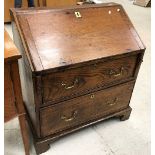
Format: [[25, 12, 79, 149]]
[[40, 81, 134, 137], [42, 55, 137, 104]]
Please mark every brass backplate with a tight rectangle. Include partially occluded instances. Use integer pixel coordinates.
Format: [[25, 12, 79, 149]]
[[75, 11, 82, 18]]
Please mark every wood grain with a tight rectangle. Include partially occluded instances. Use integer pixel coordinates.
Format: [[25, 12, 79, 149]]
[[34, 106, 132, 154], [42, 55, 138, 104], [10, 3, 145, 72], [40, 81, 135, 137], [11, 3, 145, 154]]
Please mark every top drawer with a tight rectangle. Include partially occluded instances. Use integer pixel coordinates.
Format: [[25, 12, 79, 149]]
[[42, 55, 138, 104]]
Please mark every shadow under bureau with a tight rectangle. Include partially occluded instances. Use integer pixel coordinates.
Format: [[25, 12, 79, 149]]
[[11, 3, 145, 154]]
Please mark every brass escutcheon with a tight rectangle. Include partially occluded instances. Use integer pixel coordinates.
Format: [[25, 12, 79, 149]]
[[75, 11, 82, 18], [90, 94, 95, 99]]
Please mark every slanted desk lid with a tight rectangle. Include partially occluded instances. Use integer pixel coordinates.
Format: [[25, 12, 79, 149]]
[[11, 3, 145, 72]]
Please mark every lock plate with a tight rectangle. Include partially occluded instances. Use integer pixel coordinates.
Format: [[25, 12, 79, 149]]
[[75, 11, 82, 18]]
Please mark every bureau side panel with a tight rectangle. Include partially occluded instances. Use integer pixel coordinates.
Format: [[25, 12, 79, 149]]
[[12, 21, 40, 137]]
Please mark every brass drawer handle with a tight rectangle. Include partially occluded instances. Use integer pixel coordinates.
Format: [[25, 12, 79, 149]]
[[107, 97, 118, 106], [113, 72, 121, 77], [61, 110, 78, 122], [61, 78, 79, 90], [109, 67, 124, 77]]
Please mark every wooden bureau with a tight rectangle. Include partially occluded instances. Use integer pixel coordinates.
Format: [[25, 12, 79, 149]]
[[10, 3, 145, 154]]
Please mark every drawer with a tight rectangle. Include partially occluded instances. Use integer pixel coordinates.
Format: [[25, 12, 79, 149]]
[[42, 55, 138, 104], [40, 81, 134, 137]]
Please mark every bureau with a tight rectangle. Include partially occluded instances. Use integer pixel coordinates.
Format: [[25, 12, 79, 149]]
[[11, 3, 145, 154]]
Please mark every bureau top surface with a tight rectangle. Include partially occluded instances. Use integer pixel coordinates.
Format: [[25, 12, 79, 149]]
[[11, 3, 145, 72]]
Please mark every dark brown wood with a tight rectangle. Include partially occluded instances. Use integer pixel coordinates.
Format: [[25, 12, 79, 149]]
[[35, 142, 50, 154], [4, 30, 30, 155], [40, 81, 135, 137], [119, 107, 132, 121], [10, 3, 145, 154], [34, 106, 132, 154], [42, 55, 138, 104]]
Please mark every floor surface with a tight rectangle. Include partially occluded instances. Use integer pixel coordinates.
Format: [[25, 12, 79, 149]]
[[4, 0, 151, 154]]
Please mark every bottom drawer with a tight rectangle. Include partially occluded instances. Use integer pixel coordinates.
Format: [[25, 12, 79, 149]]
[[40, 81, 135, 137]]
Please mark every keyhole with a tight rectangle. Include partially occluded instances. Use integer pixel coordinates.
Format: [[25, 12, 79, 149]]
[[75, 11, 82, 18]]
